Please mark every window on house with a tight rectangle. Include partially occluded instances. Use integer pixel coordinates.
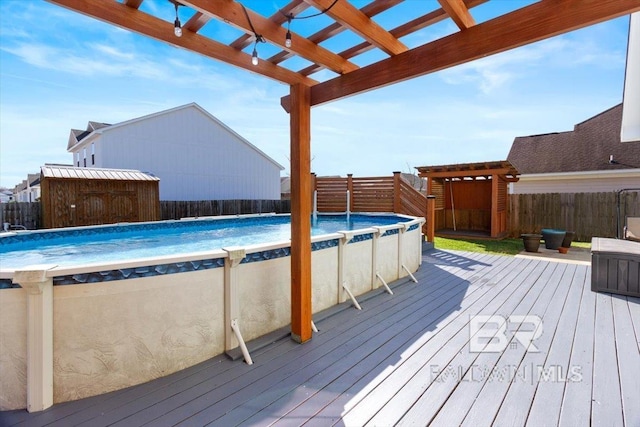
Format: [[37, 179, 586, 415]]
[[83, 148, 87, 167], [76, 152, 80, 167], [91, 143, 95, 165]]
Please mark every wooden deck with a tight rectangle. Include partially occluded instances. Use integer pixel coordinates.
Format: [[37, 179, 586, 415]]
[[2, 249, 639, 426]]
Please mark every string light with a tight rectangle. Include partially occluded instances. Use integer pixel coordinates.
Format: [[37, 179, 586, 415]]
[[242, 4, 266, 66], [252, 44, 259, 65], [285, 14, 293, 48], [172, 1, 182, 37], [280, 0, 338, 48]]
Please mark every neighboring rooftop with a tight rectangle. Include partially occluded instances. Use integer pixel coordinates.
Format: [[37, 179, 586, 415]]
[[508, 104, 640, 174]]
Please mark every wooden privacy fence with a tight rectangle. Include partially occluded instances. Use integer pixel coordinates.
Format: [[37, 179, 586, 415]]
[[314, 172, 427, 231], [160, 199, 291, 220], [508, 191, 640, 241], [0, 202, 42, 229], [0, 200, 290, 230]]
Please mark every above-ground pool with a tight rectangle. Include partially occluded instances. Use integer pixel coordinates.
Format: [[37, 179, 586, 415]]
[[0, 212, 425, 411], [0, 213, 413, 270]]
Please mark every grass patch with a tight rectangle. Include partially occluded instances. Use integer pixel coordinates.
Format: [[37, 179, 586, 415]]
[[434, 237, 591, 256]]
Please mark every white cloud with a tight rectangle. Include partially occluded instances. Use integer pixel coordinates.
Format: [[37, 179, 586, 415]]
[[439, 28, 626, 94]]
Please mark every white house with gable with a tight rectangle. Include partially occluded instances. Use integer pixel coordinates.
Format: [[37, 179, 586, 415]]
[[66, 103, 284, 201]]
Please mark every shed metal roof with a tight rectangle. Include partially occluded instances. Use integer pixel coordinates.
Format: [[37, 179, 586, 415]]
[[41, 165, 159, 181]]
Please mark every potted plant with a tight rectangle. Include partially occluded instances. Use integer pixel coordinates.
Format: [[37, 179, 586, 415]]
[[521, 233, 542, 253], [562, 231, 575, 248]]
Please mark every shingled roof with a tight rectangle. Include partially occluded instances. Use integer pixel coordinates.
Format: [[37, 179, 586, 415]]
[[507, 104, 640, 174]]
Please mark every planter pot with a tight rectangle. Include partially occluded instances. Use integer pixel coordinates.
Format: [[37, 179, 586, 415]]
[[558, 247, 569, 254], [521, 234, 542, 253], [562, 231, 575, 248], [541, 228, 566, 250]]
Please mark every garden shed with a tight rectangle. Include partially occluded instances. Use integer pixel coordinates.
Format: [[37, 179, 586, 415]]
[[416, 161, 519, 239], [40, 165, 160, 229]]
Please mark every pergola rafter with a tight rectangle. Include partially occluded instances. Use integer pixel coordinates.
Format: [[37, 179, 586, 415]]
[[437, 0, 475, 29], [180, 0, 359, 75], [44, 0, 640, 345], [281, 0, 640, 110], [303, 0, 407, 56]]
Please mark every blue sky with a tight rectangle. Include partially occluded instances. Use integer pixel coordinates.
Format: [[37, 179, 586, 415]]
[[0, 0, 632, 189]]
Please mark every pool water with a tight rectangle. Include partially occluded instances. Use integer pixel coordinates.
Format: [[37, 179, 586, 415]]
[[0, 214, 411, 269]]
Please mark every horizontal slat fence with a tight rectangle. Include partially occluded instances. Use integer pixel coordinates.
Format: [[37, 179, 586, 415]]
[[399, 178, 428, 219], [315, 173, 428, 232], [315, 177, 348, 212], [351, 177, 395, 212], [508, 191, 640, 241]]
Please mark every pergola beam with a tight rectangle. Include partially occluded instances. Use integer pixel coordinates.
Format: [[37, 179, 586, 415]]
[[46, 0, 317, 86], [419, 168, 517, 179], [282, 0, 640, 111], [181, 0, 358, 75], [303, 0, 407, 56], [437, 0, 475, 30]]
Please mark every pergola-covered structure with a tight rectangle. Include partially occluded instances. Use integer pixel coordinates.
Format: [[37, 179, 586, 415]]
[[416, 160, 519, 239], [46, 0, 640, 344]]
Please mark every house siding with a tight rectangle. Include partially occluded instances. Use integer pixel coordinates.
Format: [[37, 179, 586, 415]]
[[511, 174, 640, 194], [73, 105, 282, 201]]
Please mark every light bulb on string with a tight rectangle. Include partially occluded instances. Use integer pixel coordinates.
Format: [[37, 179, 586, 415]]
[[251, 45, 259, 66], [285, 14, 292, 48], [285, 30, 292, 48], [173, 2, 182, 37]]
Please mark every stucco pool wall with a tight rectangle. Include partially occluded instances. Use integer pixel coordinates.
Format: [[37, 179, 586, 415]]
[[0, 214, 424, 411]]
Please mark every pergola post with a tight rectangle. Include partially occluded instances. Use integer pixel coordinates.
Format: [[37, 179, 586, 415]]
[[491, 173, 499, 238], [289, 83, 312, 343], [426, 195, 436, 243]]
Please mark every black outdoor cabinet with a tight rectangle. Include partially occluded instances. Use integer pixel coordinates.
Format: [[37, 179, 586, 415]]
[[591, 237, 640, 297]]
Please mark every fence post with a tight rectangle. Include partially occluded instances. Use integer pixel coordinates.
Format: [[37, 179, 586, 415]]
[[426, 195, 436, 243], [393, 171, 402, 213], [311, 173, 316, 211], [347, 174, 354, 212]]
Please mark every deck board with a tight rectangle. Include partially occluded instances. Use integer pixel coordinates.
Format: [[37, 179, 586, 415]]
[[2, 249, 638, 427], [492, 265, 586, 427], [557, 266, 597, 427], [611, 295, 640, 426], [591, 292, 624, 426], [523, 264, 584, 426]]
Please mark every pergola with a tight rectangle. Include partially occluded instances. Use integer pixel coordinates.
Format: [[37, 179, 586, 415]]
[[416, 160, 519, 239], [46, 0, 640, 344]]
